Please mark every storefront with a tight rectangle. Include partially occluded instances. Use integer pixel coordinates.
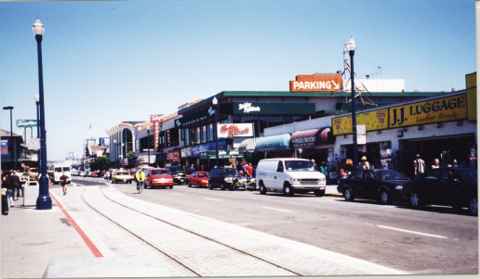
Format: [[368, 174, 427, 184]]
[[332, 89, 477, 176]]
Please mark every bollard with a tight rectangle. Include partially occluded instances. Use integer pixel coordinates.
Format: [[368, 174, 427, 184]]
[[1, 187, 8, 215]]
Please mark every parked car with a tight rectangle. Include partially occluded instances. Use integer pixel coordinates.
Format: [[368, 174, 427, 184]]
[[71, 168, 80, 176], [145, 168, 174, 189], [188, 171, 209, 188], [28, 168, 39, 180], [208, 167, 240, 190], [256, 158, 326, 196], [90, 170, 101, 177], [337, 169, 410, 204], [403, 168, 477, 215], [168, 165, 187, 185], [111, 169, 134, 184]]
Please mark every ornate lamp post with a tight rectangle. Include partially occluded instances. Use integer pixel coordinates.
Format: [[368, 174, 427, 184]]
[[33, 19, 52, 209], [211, 97, 219, 165]]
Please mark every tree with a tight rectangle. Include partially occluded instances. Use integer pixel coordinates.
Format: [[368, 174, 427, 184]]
[[90, 156, 111, 171]]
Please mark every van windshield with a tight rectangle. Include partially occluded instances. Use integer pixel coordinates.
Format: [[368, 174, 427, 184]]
[[63, 167, 70, 172], [54, 167, 62, 172], [284, 160, 314, 172]]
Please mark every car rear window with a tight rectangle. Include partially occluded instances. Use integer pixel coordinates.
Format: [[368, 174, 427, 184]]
[[151, 169, 169, 175]]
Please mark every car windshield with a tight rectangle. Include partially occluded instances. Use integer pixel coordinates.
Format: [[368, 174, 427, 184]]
[[197, 171, 207, 177], [376, 170, 408, 181], [151, 169, 169, 175], [284, 160, 314, 172], [455, 168, 477, 183], [117, 172, 129, 175]]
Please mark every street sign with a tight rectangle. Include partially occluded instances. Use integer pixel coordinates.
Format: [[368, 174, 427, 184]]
[[356, 124, 366, 145], [16, 119, 38, 128]]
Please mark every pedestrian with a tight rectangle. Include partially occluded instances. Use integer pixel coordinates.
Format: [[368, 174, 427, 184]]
[[431, 158, 440, 169], [413, 154, 425, 176], [319, 161, 328, 176], [1, 172, 10, 214], [60, 174, 69, 195], [452, 158, 459, 168], [10, 171, 21, 202], [345, 158, 353, 173], [360, 156, 370, 179]]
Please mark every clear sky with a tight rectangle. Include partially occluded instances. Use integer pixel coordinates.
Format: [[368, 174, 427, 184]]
[[0, 0, 475, 160]]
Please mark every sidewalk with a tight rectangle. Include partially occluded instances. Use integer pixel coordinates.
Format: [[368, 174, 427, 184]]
[[1, 185, 91, 278]]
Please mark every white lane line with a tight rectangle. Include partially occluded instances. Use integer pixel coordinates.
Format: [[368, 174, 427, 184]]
[[376, 225, 448, 239], [203, 197, 223, 202], [262, 206, 293, 213]]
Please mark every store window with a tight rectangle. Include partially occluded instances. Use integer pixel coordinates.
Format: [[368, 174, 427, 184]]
[[202, 126, 207, 143], [208, 124, 214, 141], [197, 127, 201, 144]]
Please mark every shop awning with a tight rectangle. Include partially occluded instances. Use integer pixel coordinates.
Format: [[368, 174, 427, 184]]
[[291, 127, 334, 149], [254, 134, 291, 152], [238, 138, 256, 152], [291, 129, 319, 149]]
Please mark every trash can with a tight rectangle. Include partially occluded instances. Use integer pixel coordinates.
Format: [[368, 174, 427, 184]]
[[1, 187, 8, 215]]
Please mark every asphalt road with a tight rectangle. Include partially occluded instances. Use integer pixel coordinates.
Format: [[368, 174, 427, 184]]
[[74, 177, 478, 274]]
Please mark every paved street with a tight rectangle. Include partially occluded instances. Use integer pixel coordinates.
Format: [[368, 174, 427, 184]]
[[72, 178, 478, 275]]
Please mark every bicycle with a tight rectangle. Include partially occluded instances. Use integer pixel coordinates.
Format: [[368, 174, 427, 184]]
[[136, 181, 144, 193]]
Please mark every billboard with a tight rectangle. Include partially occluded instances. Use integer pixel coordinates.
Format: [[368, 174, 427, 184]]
[[217, 123, 254, 138], [289, 73, 343, 92], [388, 94, 467, 128], [332, 109, 388, 135]]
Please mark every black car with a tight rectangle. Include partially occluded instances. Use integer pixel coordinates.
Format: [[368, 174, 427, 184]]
[[403, 168, 478, 215], [208, 167, 240, 190], [337, 169, 410, 204], [168, 166, 187, 185]]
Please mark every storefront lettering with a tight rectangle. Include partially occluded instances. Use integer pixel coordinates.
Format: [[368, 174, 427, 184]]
[[238, 103, 261, 113], [390, 107, 407, 126]]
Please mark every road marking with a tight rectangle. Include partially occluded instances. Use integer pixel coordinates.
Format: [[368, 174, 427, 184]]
[[262, 206, 293, 213], [203, 197, 223, 202], [376, 225, 448, 239], [51, 192, 104, 257]]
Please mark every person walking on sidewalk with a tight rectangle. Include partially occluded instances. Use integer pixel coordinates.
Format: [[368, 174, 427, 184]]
[[135, 168, 146, 193], [60, 174, 69, 195]]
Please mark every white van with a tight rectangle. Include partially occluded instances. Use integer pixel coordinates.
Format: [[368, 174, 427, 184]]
[[256, 158, 326, 196], [49, 163, 72, 184]]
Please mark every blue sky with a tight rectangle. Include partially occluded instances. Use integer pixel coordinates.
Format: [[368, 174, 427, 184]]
[[0, 0, 475, 160]]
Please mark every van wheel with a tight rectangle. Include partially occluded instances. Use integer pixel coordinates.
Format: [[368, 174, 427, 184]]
[[409, 192, 423, 208], [259, 182, 267, 195], [314, 190, 325, 197], [283, 183, 294, 196]]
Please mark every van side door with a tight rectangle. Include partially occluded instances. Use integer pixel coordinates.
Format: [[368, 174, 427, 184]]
[[273, 161, 284, 190]]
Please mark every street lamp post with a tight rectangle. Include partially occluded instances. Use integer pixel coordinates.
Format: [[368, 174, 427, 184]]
[[33, 19, 52, 210], [2, 106, 16, 169], [212, 97, 219, 165], [35, 95, 41, 170], [345, 37, 358, 170], [147, 128, 151, 166]]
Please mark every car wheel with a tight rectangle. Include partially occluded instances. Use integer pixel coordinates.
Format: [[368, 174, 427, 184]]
[[314, 190, 325, 197], [344, 187, 354, 201], [468, 198, 478, 216], [283, 183, 293, 196], [169, 186, 173, 189], [409, 192, 423, 208], [188, 183, 192, 188], [379, 190, 390, 205]]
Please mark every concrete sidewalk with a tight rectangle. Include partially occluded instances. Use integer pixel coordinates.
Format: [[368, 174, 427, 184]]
[[1, 185, 91, 278]]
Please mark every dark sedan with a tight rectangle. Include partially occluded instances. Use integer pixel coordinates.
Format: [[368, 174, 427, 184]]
[[403, 168, 477, 216], [337, 169, 410, 204], [208, 167, 239, 190]]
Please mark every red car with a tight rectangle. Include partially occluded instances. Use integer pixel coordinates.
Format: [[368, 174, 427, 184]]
[[145, 168, 174, 189], [188, 171, 209, 188]]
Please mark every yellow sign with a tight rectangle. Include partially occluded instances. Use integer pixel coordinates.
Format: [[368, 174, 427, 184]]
[[466, 72, 476, 121], [332, 109, 388, 135], [389, 94, 467, 128]]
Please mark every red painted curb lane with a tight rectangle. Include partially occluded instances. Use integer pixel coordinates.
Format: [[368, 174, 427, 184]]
[[51, 193, 103, 258]]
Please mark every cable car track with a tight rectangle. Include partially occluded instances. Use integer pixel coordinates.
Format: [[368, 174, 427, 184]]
[[80, 188, 303, 277]]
